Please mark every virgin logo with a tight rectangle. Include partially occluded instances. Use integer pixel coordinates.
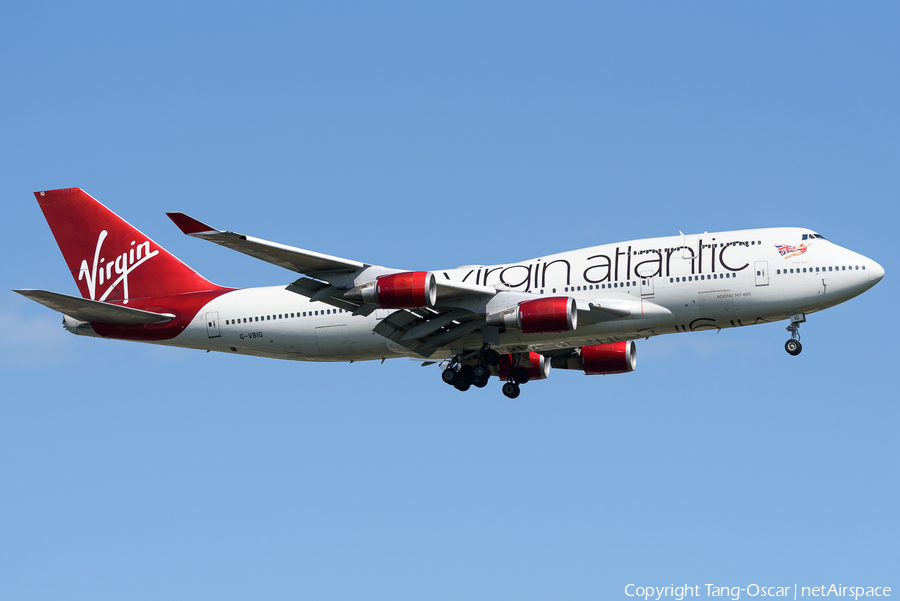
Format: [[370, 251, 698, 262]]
[[78, 230, 159, 304]]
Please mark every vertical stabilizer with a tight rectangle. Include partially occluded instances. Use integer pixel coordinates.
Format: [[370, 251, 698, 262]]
[[35, 188, 225, 304]]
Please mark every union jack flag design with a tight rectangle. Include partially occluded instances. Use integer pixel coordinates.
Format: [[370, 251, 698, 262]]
[[776, 243, 809, 258]]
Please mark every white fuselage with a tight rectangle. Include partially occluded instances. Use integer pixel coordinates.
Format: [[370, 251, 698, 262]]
[[81, 227, 882, 362]]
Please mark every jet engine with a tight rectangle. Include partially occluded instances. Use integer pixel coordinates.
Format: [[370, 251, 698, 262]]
[[486, 297, 577, 334], [497, 351, 551, 381], [345, 271, 437, 309], [550, 341, 636, 375]]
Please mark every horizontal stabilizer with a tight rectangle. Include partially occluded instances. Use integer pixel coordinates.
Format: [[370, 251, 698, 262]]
[[13, 289, 175, 325]]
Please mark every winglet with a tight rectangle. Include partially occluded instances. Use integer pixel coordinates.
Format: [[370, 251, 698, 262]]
[[166, 212, 219, 235]]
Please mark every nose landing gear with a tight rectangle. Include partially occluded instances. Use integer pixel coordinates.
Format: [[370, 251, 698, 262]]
[[784, 313, 805, 356]]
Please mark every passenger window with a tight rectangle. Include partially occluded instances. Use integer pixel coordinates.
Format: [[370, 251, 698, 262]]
[[669, 278, 673, 283]]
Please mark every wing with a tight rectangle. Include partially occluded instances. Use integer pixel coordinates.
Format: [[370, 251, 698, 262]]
[[166, 212, 366, 277], [14, 289, 175, 325]]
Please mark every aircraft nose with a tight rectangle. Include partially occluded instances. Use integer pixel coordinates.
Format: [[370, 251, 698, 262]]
[[869, 260, 885, 284]]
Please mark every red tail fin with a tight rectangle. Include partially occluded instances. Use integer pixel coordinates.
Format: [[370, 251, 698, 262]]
[[35, 188, 225, 303]]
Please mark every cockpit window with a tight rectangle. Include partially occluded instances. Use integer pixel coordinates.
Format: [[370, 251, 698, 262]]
[[802, 233, 828, 241]]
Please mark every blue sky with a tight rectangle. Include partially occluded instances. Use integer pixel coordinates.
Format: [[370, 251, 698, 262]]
[[2, 3, 897, 599]]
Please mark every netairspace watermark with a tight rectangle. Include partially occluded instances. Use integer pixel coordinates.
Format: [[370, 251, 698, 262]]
[[624, 584, 891, 601]]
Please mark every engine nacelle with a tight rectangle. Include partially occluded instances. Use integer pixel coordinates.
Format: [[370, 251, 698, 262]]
[[550, 341, 636, 375], [486, 297, 577, 334], [496, 351, 551, 381], [347, 271, 437, 309]]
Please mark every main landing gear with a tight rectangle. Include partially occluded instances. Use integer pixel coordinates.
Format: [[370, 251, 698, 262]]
[[784, 313, 805, 356], [502, 382, 520, 399], [499, 364, 533, 399], [440, 347, 509, 396]]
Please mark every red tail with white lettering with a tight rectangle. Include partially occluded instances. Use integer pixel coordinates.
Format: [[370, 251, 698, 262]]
[[36, 188, 225, 303]]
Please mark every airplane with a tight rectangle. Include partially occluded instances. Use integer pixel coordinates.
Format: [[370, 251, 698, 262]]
[[15, 188, 884, 398]]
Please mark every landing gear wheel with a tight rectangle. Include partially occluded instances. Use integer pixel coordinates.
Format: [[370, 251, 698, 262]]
[[512, 367, 530, 385], [482, 349, 501, 366], [784, 314, 805, 356], [785, 339, 802, 356], [502, 382, 520, 399], [458, 364, 474, 383], [472, 377, 488, 388], [473, 364, 489, 380], [454, 381, 471, 392], [441, 368, 458, 385]]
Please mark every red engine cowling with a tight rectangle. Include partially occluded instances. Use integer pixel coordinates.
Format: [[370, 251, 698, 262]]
[[517, 297, 577, 334], [496, 351, 551, 381], [372, 271, 437, 308], [581, 341, 636, 375]]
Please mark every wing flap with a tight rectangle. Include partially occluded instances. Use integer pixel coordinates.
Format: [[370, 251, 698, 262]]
[[373, 308, 481, 357], [284, 278, 363, 313], [13, 289, 175, 325]]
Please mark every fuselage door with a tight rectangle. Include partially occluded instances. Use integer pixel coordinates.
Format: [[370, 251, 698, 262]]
[[754, 261, 769, 286], [206, 311, 221, 338], [640, 277, 655, 296]]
